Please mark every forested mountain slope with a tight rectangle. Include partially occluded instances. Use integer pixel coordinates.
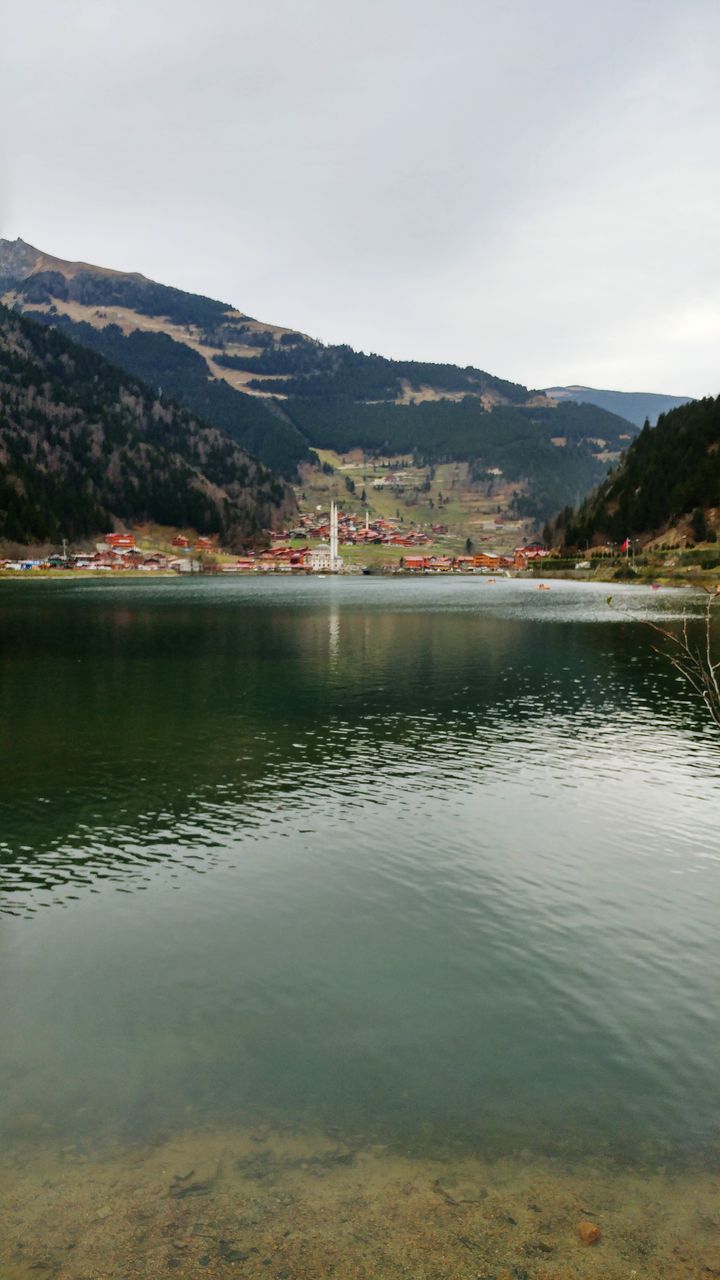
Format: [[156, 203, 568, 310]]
[[0, 305, 293, 547], [545, 395, 720, 548], [1, 237, 642, 521]]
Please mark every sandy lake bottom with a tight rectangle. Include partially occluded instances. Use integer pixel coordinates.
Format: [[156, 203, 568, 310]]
[[1, 1123, 719, 1280]]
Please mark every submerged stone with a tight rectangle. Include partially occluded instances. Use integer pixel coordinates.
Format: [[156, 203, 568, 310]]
[[432, 1177, 488, 1204], [168, 1159, 219, 1199], [577, 1218, 602, 1244]]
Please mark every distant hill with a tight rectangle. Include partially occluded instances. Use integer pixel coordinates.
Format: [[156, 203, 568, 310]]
[[0, 305, 293, 548], [545, 385, 693, 428], [545, 394, 720, 549], [0, 237, 645, 522]]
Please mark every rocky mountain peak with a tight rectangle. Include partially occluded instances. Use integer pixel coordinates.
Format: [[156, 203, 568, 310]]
[[0, 237, 42, 282]]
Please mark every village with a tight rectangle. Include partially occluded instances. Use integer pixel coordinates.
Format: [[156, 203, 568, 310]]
[[0, 445, 562, 577], [0, 506, 550, 575]]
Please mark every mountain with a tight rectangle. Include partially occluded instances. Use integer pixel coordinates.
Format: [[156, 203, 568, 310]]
[[0, 238, 642, 523], [544, 385, 692, 428], [0, 304, 293, 548], [545, 395, 720, 549], [0, 238, 313, 478]]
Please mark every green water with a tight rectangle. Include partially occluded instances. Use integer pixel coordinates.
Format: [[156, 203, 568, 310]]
[[1, 576, 719, 1165]]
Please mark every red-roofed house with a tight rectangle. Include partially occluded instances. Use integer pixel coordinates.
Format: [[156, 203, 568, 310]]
[[106, 533, 136, 549]]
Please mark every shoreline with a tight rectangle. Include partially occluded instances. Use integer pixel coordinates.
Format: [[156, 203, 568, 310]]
[[0, 567, 708, 587], [1, 1120, 718, 1279]]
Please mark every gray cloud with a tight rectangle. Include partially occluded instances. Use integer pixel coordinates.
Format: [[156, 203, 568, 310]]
[[2, 0, 718, 394]]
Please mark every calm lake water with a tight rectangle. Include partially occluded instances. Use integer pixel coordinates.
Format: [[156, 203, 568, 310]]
[[1, 576, 719, 1175]]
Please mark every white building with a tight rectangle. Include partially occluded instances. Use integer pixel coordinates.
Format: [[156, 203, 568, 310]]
[[310, 501, 343, 571], [308, 543, 333, 571]]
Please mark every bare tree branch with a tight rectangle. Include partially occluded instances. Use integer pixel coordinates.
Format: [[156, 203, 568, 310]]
[[643, 594, 720, 728]]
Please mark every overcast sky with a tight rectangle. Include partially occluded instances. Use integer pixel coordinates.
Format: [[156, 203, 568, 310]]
[[2, 0, 719, 395]]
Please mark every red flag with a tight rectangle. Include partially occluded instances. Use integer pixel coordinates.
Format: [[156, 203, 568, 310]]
[[620, 538, 629, 552]]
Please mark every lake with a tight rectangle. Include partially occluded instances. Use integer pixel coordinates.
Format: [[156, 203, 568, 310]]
[[1, 575, 718, 1278]]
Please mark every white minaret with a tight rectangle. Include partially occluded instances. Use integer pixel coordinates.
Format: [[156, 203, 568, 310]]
[[330, 500, 338, 569]]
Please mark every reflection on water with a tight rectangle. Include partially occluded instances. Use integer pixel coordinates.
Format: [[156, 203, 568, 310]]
[[0, 577, 719, 1275], [1, 578, 714, 904]]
